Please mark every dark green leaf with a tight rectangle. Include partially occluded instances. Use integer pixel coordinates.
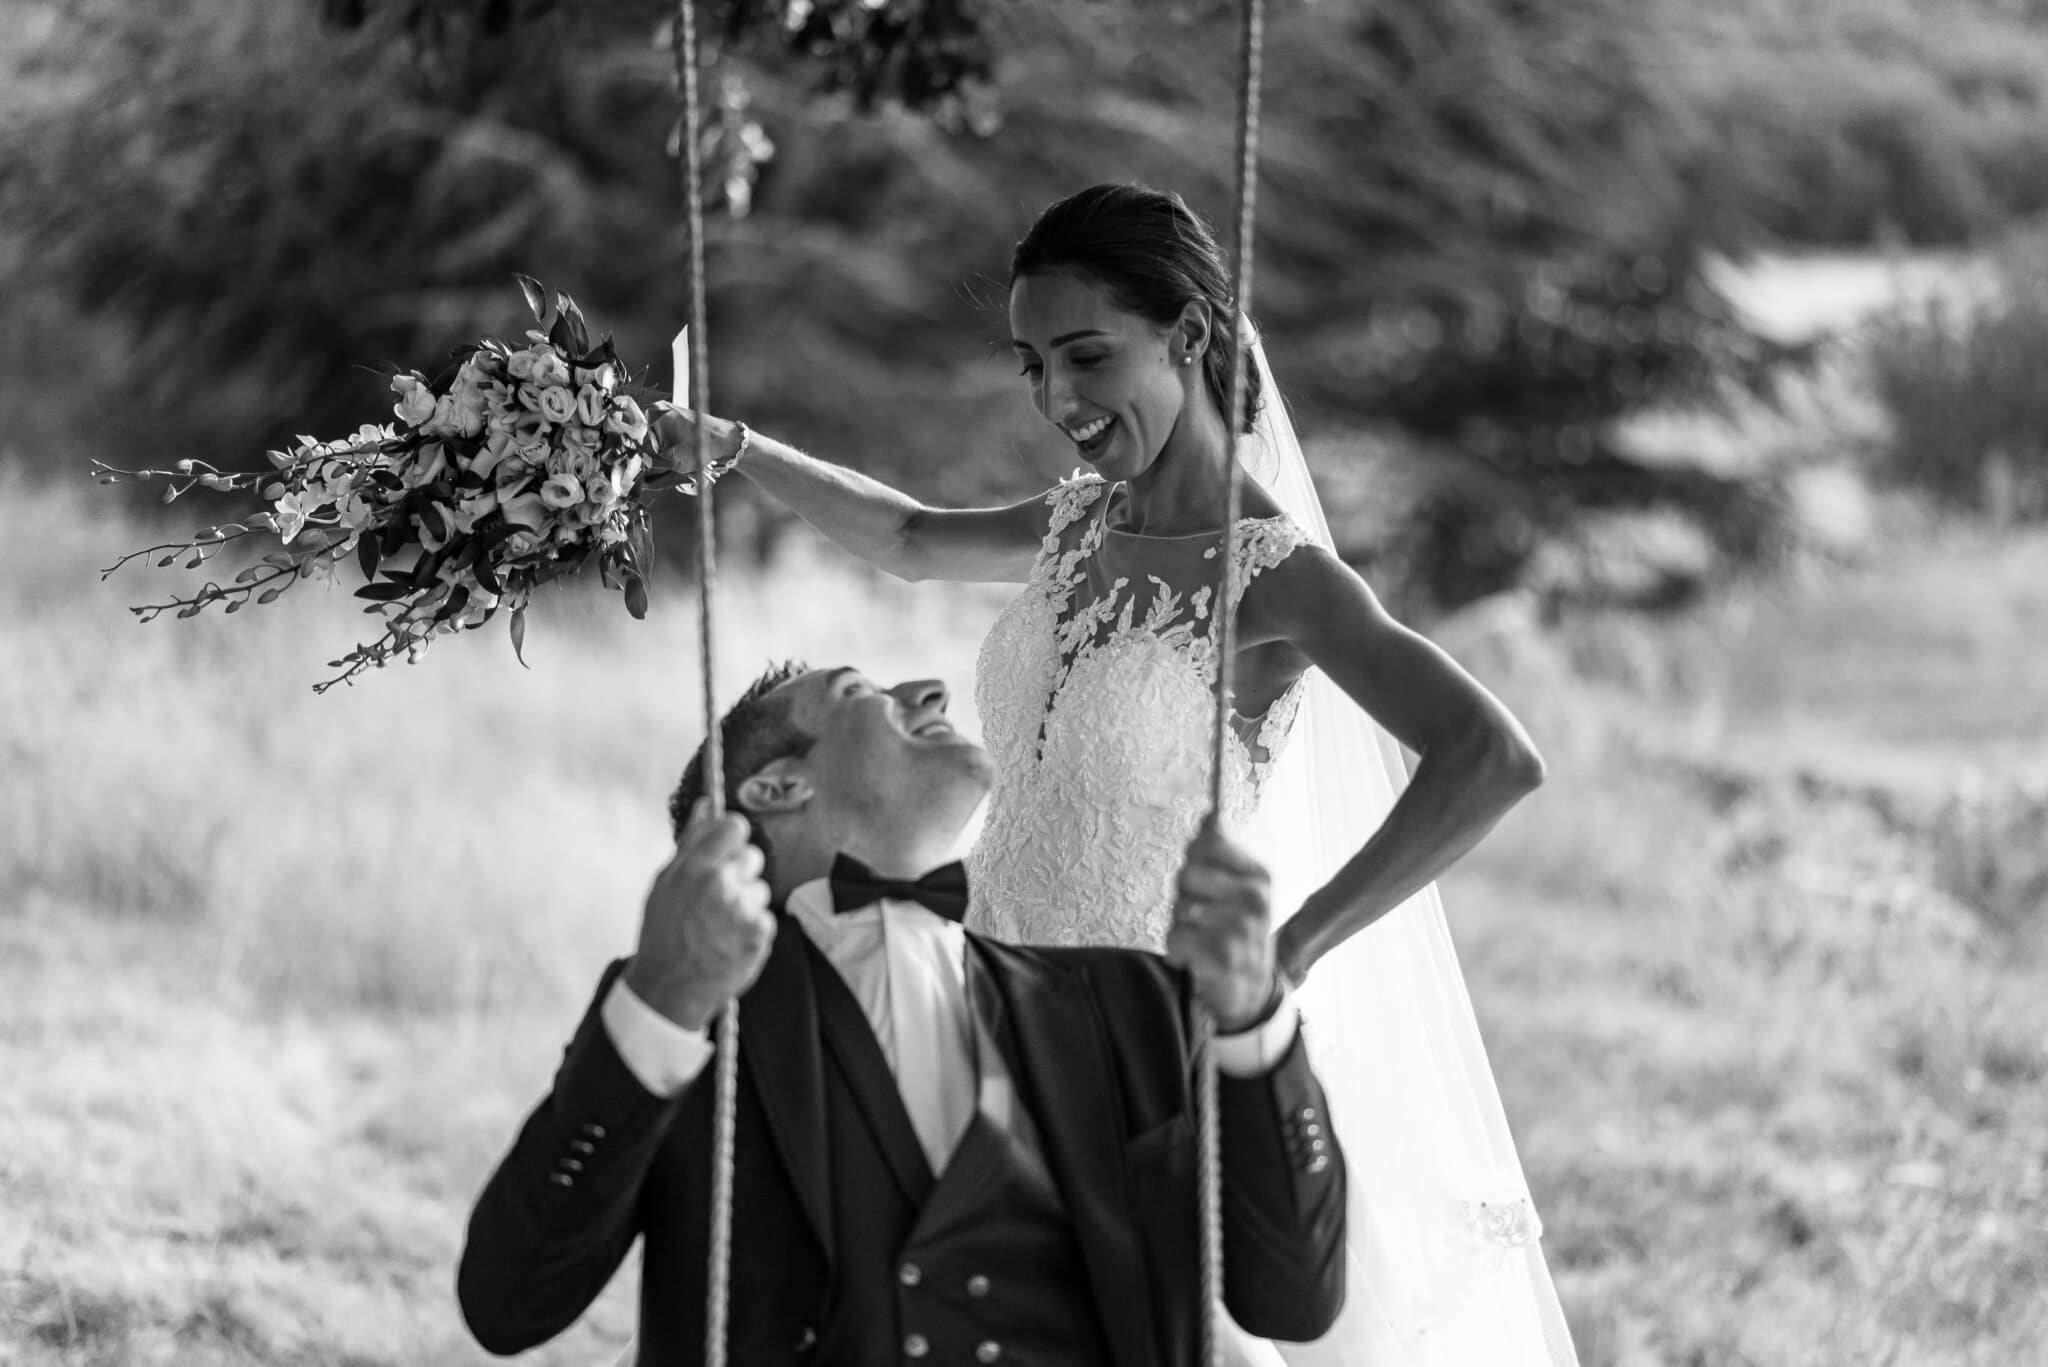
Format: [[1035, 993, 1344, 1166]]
[[354, 581, 413, 601], [623, 572, 648, 620], [547, 311, 577, 356], [509, 605, 528, 667], [357, 535, 378, 582], [433, 584, 471, 624], [514, 273, 548, 325]]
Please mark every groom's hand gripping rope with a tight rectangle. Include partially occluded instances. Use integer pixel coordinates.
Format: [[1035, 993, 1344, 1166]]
[[625, 800, 778, 1032], [1166, 817, 1283, 1035]]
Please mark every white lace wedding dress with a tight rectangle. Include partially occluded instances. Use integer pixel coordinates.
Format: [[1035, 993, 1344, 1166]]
[[969, 473, 1577, 1366]]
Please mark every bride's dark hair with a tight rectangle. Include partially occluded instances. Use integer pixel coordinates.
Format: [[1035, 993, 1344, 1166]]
[[1011, 183, 1263, 433]]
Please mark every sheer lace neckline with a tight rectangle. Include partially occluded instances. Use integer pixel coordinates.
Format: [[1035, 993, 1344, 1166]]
[[1098, 480, 1290, 543]]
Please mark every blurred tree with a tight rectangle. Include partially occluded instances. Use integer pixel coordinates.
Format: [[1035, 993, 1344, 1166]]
[[0, 0, 1808, 611]]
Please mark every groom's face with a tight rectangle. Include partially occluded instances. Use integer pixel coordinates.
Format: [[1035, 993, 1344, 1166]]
[[765, 667, 994, 851]]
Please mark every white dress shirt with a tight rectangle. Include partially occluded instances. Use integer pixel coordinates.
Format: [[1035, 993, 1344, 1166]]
[[603, 875, 1300, 1174]]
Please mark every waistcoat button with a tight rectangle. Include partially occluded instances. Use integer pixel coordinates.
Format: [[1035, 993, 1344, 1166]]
[[899, 1263, 922, 1287], [977, 1341, 1003, 1363], [904, 1333, 930, 1358], [966, 1274, 991, 1298]]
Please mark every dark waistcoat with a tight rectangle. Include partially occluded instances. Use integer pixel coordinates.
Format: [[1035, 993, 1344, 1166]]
[[806, 936, 1118, 1367]]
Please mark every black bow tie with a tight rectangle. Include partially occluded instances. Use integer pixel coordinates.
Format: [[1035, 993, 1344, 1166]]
[[828, 853, 971, 922]]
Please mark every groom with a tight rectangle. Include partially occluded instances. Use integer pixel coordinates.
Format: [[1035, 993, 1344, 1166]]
[[457, 662, 1347, 1365]]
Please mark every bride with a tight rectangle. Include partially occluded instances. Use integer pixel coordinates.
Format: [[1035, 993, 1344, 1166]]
[[654, 183, 1578, 1365]]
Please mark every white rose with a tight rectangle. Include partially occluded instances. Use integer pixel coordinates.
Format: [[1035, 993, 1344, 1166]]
[[507, 349, 539, 381], [532, 351, 571, 387], [453, 490, 501, 535], [426, 394, 463, 437], [554, 502, 594, 537], [509, 411, 548, 448], [587, 474, 619, 508], [416, 503, 456, 553], [516, 383, 545, 414], [450, 388, 487, 437], [468, 428, 515, 479], [540, 474, 583, 509], [575, 384, 607, 427], [604, 396, 650, 443], [406, 443, 449, 488], [537, 385, 578, 424], [391, 375, 437, 427], [499, 493, 549, 533], [494, 458, 536, 500], [559, 424, 599, 460], [563, 447, 598, 483]]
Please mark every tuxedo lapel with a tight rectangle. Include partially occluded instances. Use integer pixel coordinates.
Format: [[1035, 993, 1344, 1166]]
[[967, 937, 1154, 1367], [734, 915, 833, 1264], [805, 933, 938, 1206]]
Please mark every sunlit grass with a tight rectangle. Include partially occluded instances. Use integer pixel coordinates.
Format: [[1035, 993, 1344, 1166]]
[[5, 470, 2044, 1365]]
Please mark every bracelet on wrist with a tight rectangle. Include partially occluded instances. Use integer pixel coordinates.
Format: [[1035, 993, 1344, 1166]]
[[678, 419, 752, 494]]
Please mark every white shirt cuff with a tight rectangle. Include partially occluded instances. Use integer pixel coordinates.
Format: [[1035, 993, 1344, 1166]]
[[1211, 988, 1301, 1078], [601, 977, 716, 1099]]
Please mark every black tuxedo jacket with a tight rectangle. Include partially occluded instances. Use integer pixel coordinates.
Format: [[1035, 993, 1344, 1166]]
[[458, 919, 1348, 1365]]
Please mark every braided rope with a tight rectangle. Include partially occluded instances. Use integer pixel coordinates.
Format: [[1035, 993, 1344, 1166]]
[[1201, 1, 1269, 1364], [670, 3, 739, 1365]]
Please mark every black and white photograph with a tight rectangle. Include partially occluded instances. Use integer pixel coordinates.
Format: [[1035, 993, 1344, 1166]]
[[3, 1, 2044, 1364]]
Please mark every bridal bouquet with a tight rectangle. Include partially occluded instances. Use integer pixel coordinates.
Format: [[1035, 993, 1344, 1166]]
[[97, 279, 685, 692]]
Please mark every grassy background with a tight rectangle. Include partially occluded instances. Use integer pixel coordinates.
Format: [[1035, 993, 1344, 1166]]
[[5, 445, 2044, 1363]]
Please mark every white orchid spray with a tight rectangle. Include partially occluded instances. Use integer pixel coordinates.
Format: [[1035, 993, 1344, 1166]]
[[95, 278, 686, 692]]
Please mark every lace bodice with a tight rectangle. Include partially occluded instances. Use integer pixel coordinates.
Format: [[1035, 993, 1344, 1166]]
[[968, 475, 1308, 949]]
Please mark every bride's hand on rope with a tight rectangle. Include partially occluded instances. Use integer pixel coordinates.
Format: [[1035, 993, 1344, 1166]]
[[649, 403, 750, 488], [623, 800, 777, 1032], [1166, 817, 1283, 1034]]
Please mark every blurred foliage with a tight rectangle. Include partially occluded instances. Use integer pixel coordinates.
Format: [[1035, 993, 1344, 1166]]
[[4, 0, 2044, 610], [1864, 230, 2048, 523], [1654, 0, 2048, 248]]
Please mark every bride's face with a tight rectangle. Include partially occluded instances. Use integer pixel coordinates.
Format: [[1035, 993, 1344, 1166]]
[[1010, 270, 1189, 482]]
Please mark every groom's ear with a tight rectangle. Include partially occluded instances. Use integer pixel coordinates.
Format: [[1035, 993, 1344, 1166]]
[[736, 759, 812, 816], [1173, 298, 1212, 360]]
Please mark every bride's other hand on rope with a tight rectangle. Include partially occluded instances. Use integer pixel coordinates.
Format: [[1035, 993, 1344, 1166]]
[[622, 799, 777, 1032], [648, 402, 1047, 585]]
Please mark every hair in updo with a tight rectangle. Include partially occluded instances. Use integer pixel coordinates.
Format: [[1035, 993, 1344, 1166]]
[[1011, 183, 1263, 434]]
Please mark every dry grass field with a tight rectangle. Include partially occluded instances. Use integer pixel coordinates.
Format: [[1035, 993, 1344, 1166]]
[[3, 468, 2043, 1366]]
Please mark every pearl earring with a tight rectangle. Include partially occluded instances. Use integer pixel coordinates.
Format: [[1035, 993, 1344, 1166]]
[[1181, 355, 1194, 366]]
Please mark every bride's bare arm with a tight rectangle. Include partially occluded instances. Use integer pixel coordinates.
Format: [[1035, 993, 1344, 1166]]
[[652, 407, 1045, 584], [1239, 548, 1546, 983]]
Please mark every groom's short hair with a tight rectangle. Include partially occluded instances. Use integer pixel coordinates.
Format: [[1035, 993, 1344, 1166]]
[[668, 660, 815, 859]]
